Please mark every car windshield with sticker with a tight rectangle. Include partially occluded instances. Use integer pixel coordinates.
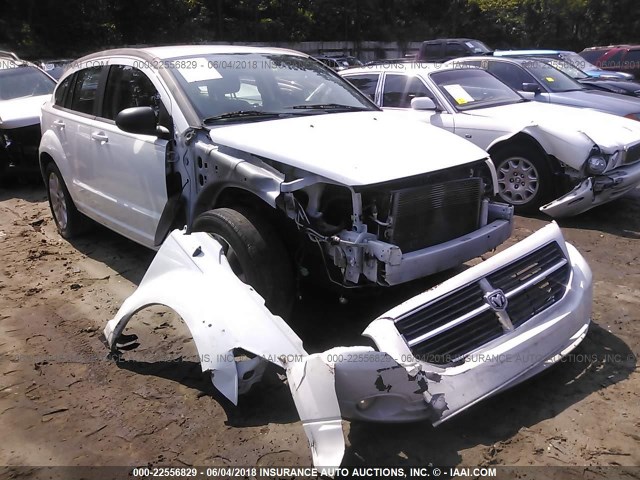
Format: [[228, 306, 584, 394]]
[[430, 68, 523, 111]]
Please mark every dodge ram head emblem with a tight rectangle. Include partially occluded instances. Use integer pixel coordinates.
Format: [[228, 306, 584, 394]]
[[485, 289, 508, 312]]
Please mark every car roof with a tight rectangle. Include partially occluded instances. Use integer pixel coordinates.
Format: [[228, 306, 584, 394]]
[[454, 56, 544, 65], [493, 49, 576, 56], [422, 38, 482, 43], [76, 45, 308, 64], [342, 62, 449, 75], [582, 45, 640, 51]]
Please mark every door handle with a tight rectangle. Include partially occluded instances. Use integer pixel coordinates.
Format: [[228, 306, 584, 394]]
[[53, 120, 65, 129], [91, 132, 109, 144]]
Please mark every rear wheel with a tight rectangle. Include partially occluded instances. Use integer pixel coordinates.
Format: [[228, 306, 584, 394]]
[[45, 162, 87, 239], [492, 144, 553, 213], [192, 207, 294, 318]]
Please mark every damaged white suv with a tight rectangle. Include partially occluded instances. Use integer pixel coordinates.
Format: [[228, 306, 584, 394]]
[[39, 46, 514, 314]]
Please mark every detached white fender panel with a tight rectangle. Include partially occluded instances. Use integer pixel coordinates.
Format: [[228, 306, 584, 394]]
[[103, 230, 307, 404]]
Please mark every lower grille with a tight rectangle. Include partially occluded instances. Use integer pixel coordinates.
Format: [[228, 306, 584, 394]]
[[389, 177, 482, 253], [394, 241, 570, 365]]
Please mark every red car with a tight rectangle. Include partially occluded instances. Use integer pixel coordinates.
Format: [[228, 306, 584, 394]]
[[580, 45, 640, 78]]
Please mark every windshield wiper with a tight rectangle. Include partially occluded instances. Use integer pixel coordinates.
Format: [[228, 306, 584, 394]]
[[203, 110, 284, 124], [290, 103, 369, 111]]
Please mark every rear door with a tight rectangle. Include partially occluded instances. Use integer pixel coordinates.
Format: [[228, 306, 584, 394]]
[[87, 62, 172, 247], [56, 66, 109, 209]]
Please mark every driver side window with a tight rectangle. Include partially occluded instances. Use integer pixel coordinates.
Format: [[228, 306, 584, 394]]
[[102, 65, 164, 121]]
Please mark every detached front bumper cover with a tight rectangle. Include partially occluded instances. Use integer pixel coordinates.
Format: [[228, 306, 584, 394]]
[[104, 224, 592, 468]]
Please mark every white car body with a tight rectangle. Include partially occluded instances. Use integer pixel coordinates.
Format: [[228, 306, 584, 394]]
[[39, 46, 513, 289], [342, 63, 640, 217], [0, 94, 52, 130], [105, 222, 591, 468]]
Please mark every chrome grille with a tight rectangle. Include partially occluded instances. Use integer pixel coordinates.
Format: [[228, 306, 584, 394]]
[[389, 178, 483, 253], [394, 242, 570, 365], [624, 142, 640, 165]]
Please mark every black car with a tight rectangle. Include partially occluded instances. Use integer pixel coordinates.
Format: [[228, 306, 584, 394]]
[[415, 38, 492, 62]]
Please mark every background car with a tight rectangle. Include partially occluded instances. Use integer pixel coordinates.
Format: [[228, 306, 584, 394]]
[[313, 55, 363, 71], [494, 49, 634, 80], [415, 38, 492, 62], [580, 45, 640, 78], [342, 63, 640, 216], [533, 57, 640, 97], [0, 56, 56, 181], [450, 56, 640, 120], [38, 59, 74, 80]]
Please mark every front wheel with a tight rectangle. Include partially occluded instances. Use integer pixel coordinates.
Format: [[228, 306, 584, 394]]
[[192, 207, 295, 318], [492, 145, 553, 213]]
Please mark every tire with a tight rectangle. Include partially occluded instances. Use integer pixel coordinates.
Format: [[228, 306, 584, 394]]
[[491, 144, 553, 213], [45, 162, 87, 239], [192, 207, 295, 318]]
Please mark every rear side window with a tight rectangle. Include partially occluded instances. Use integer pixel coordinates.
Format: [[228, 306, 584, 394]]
[[345, 74, 379, 101], [54, 76, 72, 106], [102, 65, 162, 120], [623, 50, 640, 68], [70, 67, 103, 115], [420, 43, 442, 61], [382, 74, 433, 108], [445, 42, 468, 58], [602, 51, 624, 69], [487, 62, 536, 91]]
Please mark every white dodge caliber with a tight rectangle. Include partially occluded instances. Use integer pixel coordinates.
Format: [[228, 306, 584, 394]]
[[39, 45, 517, 314], [40, 46, 592, 467]]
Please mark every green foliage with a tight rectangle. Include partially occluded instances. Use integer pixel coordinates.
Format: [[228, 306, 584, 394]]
[[1, 0, 639, 58]]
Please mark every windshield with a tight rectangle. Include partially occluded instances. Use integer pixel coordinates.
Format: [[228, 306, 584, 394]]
[[0, 65, 56, 100], [542, 59, 589, 80], [520, 60, 584, 92], [169, 52, 376, 123], [431, 68, 523, 111]]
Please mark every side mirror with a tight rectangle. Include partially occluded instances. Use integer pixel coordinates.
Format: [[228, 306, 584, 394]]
[[411, 96, 439, 111], [522, 82, 541, 93], [116, 106, 170, 139]]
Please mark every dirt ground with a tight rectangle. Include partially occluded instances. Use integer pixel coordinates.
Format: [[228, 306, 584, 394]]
[[0, 183, 638, 479]]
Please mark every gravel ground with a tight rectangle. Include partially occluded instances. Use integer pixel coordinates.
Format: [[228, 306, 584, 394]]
[[0, 184, 638, 479]]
